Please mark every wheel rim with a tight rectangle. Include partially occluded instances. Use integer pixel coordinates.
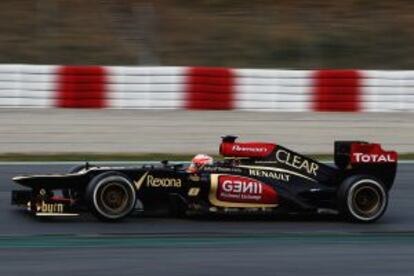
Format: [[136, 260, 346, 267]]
[[348, 180, 386, 221], [352, 186, 381, 216], [99, 182, 129, 215]]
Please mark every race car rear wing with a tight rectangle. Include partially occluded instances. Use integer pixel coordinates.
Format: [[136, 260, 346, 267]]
[[334, 141, 398, 188], [334, 141, 398, 168]]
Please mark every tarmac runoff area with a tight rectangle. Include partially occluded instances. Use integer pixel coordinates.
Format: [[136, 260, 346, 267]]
[[0, 108, 413, 154], [0, 163, 413, 275]]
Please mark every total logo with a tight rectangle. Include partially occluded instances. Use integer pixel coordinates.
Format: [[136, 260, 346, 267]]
[[232, 145, 268, 153], [352, 153, 396, 163]]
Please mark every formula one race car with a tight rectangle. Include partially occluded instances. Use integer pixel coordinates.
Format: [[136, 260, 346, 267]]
[[11, 136, 398, 223]]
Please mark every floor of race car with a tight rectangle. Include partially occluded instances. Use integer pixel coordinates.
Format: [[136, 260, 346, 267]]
[[0, 163, 413, 276]]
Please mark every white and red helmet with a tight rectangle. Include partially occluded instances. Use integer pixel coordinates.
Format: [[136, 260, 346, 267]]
[[187, 154, 213, 172]]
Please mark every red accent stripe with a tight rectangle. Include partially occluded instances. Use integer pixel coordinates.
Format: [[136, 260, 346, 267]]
[[56, 66, 107, 108], [312, 70, 361, 112], [220, 142, 276, 158], [185, 67, 235, 110]]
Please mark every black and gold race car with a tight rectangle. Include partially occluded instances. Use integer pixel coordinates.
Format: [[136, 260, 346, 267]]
[[11, 136, 398, 222]]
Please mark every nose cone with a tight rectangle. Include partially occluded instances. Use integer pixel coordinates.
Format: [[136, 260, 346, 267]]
[[12, 175, 37, 187]]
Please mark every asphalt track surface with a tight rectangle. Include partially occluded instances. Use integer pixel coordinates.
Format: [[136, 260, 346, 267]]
[[0, 163, 414, 275]]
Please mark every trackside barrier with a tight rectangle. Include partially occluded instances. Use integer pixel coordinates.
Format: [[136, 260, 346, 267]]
[[0, 64, 413, 112], [57, 66, 107, 108], [185, 67, 235, 110], [312, 70, 361, 112]]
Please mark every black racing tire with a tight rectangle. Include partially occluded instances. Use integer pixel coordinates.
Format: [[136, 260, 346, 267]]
[[85, 172, 136, 222], [338, 175, 388, 223]]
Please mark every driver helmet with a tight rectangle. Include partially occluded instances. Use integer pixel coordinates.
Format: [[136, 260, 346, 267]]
[[187, 154, 213, 173]]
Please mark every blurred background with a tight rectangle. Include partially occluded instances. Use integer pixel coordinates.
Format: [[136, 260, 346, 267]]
[[1, 0, 413, 68], [0, 3, 414, 276], [0, 0, 413, 157]]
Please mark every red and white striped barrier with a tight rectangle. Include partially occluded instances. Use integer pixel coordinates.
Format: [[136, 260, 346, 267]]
[[0, 64, 413, 112]]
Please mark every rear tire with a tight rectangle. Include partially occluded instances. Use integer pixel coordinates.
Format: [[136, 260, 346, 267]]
[[338, 175, 388, 223], [85, 172, 136, 221]]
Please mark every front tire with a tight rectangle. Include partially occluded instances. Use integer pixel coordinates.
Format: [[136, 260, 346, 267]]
[[85, 172, 136, 221], [338, 175, 388, 223]]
